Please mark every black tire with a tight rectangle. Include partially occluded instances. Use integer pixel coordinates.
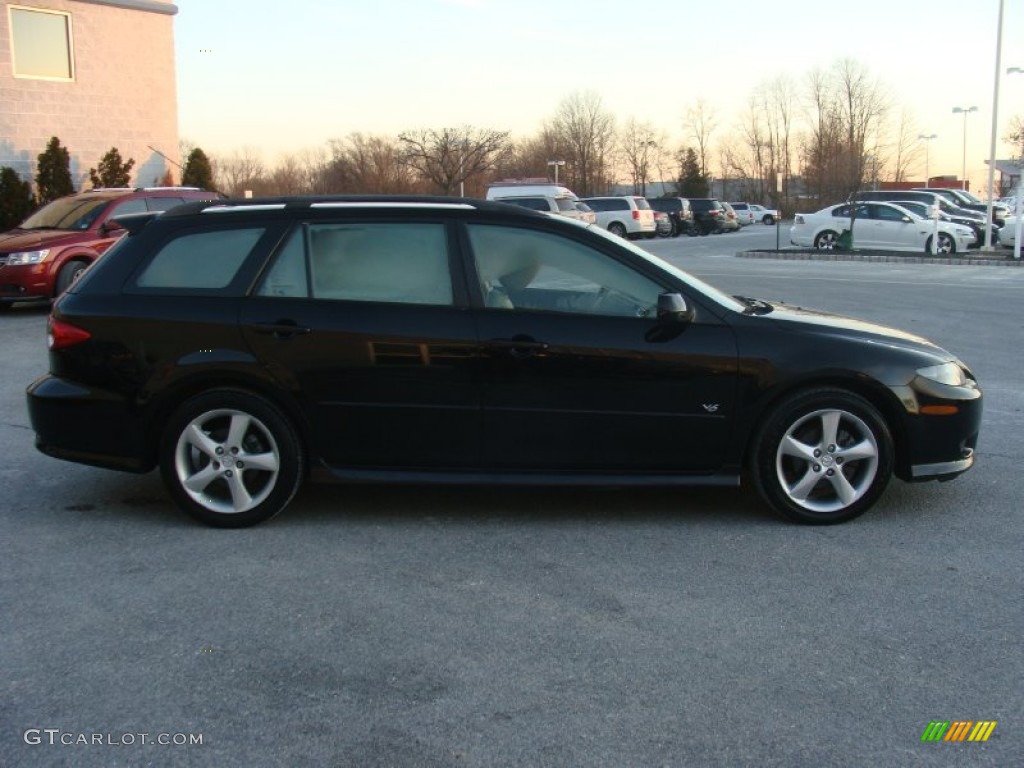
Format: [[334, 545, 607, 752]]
[[607, 221, 627, 238], [763, 215, 775, 225], [55, 260, 88, 295], [751, 388, 894, 525], [926, 233, 956, 255], [814, 230, 840, 250], [159, 390, 304, 528]]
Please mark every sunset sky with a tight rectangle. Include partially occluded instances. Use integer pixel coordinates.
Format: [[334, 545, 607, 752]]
[[174, 0, 1024, 190]]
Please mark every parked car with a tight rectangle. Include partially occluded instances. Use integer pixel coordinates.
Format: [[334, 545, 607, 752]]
[[486, 182, 579, 202], [647, 197, 694, 237], [1000, 215, 1018, 249], [573, 201, 597, 225], [889, 200, 986, 247], [790, 201, 975, 254], [727, 202, 757, 226], [580, 195, 656, 238], [0, 187, 219, 311], [719, 202, 740, 232], [852, 190, 997, 238], [493, 194, 587, 223], [748, 204, 780, 225], [653, 211, 673, 237], [27, 195, 982, 527], [913, 187, 1010, 224], [688, 198, 728, 235]]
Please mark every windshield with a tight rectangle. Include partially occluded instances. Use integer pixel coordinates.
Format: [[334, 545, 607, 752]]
[[952, 189, 983, 205], [587, 225, 746, 312], [20, 197, 110, 231]]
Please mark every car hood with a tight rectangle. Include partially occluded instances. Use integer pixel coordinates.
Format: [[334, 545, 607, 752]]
[[758, 300, 947, 356], [0, 229, 90, 252]]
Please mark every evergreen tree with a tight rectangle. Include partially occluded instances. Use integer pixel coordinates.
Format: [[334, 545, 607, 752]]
[[88, 147, 135, 188], [0, 167, 36, 230], [181, 148, 214, 190], [35, 137, 75, 204], [676, 148, 709, 198]]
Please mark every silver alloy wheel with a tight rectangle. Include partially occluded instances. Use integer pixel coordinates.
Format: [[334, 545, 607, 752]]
[[815, 231, 839, 249], [936, 233, 954, 254], [774, 408, 879, 514], [173, 408, 281, 514]]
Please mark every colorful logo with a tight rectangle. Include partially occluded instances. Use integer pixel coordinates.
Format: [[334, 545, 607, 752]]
[[921, 721, 997, 742]]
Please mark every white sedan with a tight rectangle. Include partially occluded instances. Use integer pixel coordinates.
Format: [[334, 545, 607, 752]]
[[1000, 215, 1018, 249], [790, 202, 974, 254], [749, 203, 780, 224]]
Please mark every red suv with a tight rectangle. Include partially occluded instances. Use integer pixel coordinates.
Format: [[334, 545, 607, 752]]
[[0, 187, 218, 310]]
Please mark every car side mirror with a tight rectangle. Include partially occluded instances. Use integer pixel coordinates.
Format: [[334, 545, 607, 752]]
[[101, 219, 126, 235], [657, 292, 694, 323], [902, 216, 912, 223]]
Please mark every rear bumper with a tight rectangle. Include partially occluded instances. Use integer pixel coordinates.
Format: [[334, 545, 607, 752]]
[[26, 374, 154, 472]]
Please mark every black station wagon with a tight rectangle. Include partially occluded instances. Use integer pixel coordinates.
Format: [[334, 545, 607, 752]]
[[26, 197, 982, 527]]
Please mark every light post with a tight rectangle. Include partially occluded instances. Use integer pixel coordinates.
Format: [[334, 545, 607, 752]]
[[982, 0, 1006, 249], [918, 134, 937, 185], [546, 159, 565, 185], [952, 106, 978, 190]]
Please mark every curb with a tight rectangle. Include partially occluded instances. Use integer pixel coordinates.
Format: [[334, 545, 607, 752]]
[[738, 250, 1023, 266]]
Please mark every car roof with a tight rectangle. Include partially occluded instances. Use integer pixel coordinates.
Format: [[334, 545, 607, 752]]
[[157, 195, 548, 221]]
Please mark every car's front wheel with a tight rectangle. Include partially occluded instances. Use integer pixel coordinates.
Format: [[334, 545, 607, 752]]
[[763, 214, 776, 225], [55, 260, 89, 295], [160, 390, 304, 527], [751, 388, 894, 524]]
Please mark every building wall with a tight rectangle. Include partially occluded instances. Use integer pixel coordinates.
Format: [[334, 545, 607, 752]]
[[0, 0, 179, 190]]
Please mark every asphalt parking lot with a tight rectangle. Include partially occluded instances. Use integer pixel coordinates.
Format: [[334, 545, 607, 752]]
[[3, 226, 1022, 767]]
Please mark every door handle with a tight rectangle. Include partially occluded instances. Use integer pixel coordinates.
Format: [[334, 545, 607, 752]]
[[248, 321, 311, 338], [487, 337, 549, 359]]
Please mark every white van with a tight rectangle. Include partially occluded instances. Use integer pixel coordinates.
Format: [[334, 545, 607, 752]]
[[485, 182, 579, 202]]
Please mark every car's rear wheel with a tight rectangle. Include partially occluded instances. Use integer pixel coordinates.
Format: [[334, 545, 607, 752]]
[[160, 390, 304, 528], [751, 388, 894, 525], [814, 230, 840, 250], [926, 233, 956, 255], [607, 222, 627, 238], [55, 260, 88, 295]]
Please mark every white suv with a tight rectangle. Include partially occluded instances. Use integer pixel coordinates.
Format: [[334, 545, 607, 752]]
[[580, 196, 656, 238]]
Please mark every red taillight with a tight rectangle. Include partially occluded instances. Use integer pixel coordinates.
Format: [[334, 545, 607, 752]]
[[632, 210, 640, 220], [48, 317, 92, 350]]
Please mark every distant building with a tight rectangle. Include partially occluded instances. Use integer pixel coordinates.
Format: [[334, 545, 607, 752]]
[[0, 0, 180, 190], [986, 159, 1022, 197]]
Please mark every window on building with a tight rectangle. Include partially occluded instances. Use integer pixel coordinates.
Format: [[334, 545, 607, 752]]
[[9, 6, 75, 81]]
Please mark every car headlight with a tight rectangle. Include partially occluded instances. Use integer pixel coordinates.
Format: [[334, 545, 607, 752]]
[[917, 362, 968, 386], [6, 249, 50, 265]]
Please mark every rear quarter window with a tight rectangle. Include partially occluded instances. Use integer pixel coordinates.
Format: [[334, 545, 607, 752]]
[[133, 227, 266, 290]]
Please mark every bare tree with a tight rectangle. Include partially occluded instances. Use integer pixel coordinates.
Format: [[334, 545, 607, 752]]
[[323, 133, 420, 194], [491, 128, 561, 183], [548, 91, 617, 196], [398, 126, 510, 195], [883, 108, 921, 184], [684, 99, 718, 178], [619, 118, 661, 195], [216, 146, 266, 197]]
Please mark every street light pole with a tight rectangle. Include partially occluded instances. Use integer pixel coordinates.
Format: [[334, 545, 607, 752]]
[[952, 106, 978, 190], [918, 134, 937, 185], [546, 159, 565, 185], [983, 0, 1006, 250]]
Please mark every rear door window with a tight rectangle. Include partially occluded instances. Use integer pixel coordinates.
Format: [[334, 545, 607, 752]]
[[256, 222, 453, 306]]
